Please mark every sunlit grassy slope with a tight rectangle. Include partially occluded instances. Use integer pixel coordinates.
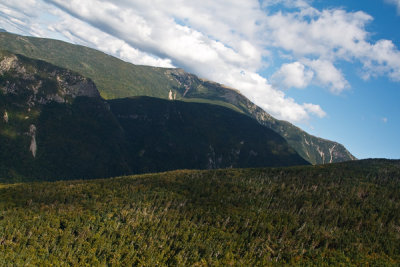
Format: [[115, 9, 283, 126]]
[[1, 159, 399, 266]]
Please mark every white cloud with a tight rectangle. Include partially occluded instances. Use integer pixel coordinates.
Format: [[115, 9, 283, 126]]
[[367, 40, 400, 81], [42, 0, 266, 72], [49, 11, 174, 68], [216, 69, 324, 122], [1, 0, 400, 124], [264, 6, 400, 82], [303, 103, 327, 118], [304, 59, 349, 94], [38, 0, 322, 122], [385, 0, 400, 14], [382, 117, 388, 123], [0, 1, 41, 36], [271, 61, 314, 89], [264, 8, 373, 57], [261, 0, 311, 9]]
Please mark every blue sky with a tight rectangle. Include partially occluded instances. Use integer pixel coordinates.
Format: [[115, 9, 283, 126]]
[[0, 0, 399, 159]]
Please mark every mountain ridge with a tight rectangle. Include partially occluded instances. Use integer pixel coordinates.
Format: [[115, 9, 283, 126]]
[[165, 68, 356, 164], [0, 31, 356, 164], [0, 51, 308, 182]]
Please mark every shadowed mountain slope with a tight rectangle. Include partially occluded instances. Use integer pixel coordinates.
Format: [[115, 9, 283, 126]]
[[109, 96, 308, 173], [0, 51, 307, 182], [0, 32, 356, 164]]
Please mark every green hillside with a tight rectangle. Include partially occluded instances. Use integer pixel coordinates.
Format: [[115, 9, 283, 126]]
[[1, 159, 399, 265], [0, 51, 307, 182], [0, 32, 355, 165], [0, 33, 173, 100]]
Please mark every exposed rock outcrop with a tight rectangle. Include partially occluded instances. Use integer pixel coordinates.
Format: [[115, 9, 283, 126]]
[[0, 51, 100, 107], [0, 51, 103, 163], [28, 124, 37, 158]]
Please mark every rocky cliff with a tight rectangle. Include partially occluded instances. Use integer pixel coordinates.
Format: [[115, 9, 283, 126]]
[[0, 51, 128, 180], [0, 51, 99, 105]]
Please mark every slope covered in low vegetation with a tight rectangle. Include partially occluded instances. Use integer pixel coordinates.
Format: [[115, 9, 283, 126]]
[[1, 159, 399, 265]]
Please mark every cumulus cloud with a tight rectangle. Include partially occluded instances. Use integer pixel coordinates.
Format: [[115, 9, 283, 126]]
[[271, 61, 314, 89], [218, 69, 324, 122], [264, 5, 400, 83], [1, 0, 400, 124], [304, 59, 349, 94], [367, 40, 400, 81], [303, 103, 327, 118], [264, 8, 373, 57], [271, 59, 349, 94]]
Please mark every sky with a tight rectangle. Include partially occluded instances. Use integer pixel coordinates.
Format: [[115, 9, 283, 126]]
[[0, 0, 399, 159]]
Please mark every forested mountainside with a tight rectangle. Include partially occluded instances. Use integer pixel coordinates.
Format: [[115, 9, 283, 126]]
[[0, 32, 356, 164], [0, 51, 307, 182], [109, 96, 307, 174]]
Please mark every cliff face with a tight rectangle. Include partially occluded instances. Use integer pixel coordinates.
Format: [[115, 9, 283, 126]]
[[165, 69, 356, 165], [0, 51, 129, 180], [0, 51, 99, 106], [0, 51, 102, 158]]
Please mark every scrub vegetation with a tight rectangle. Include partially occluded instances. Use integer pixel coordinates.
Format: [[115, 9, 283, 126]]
[[1, 159, 399, 265]]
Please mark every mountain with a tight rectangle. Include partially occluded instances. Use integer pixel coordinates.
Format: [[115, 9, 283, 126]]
[[109, 96, 308, 173], [0, 32, 356, 164], [1, 159, 399, 265], [0, 51, 307, 182], [0, 50, 130, 180], [164, 69, 356, 164]]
